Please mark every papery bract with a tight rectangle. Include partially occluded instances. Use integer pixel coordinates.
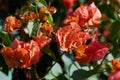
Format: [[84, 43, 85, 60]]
[[1, 47, 14, 67], [21, 12, 37, 22], [33, 35, 51, 49], [2, 39, 41, 68], [108, 71, 120, 80], [79, 41, 108, 63], [4, 16, 21, 32], [73, 2, 102, 27], [56, 22, 80, 51], [41, 22, 53, 35], [56, 22, 92, 52], [112, 59, 120, 71]]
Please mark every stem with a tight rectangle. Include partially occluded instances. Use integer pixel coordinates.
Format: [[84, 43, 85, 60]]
[[44, 51, 65, 77], [33, 52, 65, 80], [0, 43, 5, 47], [96, 52, 110, 69], [35, 0, 39, 17], [73, 61, 80, 70], [1, 33, 7, 46], [33, 65, 41, 80]]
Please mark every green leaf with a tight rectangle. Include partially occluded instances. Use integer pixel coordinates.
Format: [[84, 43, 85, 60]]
[[0, 31, 11, 46], [37, 2, 45, 7], [45, 63, 63, 80], [0, 54, 10, 75], [110, 20, 120, 46], [32, 22, 39, 36], [0, 31, 11, 75], [44, 12, 53, 25], [52, 74, 67, 80], [71, 69, 95, 80], [86, 74, 99, 80], [26, 21, 34, 37], [39, 0, 47, 6], [37, 2, 53, 24], [99, 4, 119, 21], [42, 47, 56, 60]]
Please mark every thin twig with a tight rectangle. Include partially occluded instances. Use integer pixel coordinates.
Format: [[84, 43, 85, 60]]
[[45, 51, 65, 74]]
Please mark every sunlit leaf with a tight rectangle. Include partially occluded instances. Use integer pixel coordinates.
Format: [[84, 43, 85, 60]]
[[52, 74, 67, 80], [32, 22, 39, 36], [37, 2, 53, 24], [44, 12, 53, 25], [45, 63, 63, 80], [25, 21, 39, 37], [39, 0, 47, 6], [86, 74, 99, 80]]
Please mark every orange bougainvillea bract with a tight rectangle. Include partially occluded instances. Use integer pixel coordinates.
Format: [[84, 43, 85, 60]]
[[1, 35, 51, 68], [4, 16, 21, 32]]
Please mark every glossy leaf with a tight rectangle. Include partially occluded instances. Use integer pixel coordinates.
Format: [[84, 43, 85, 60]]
[[44, 12, 53, 25], [45, 63, 62, 80]]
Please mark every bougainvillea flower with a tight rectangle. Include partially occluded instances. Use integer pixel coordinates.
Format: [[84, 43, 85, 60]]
[[56, 22, 92, 51], [4, 16, 21, 32], [75, 45, 87, 62], [111, 59, 120, 71], [1, 47, 14, 67], [33, 35, 51, 49], [78, 41, 108, 64], [62, 0, 76, 9], [41, 22, 53, 35], [1, 39, 42, 68], [73, 2, 102, 27], [47, 6, 57, 14], [63, 15, 79, 24], [108, 71, 120, 80], [21, 12, 37, 22], [56, 22, 80, 51]]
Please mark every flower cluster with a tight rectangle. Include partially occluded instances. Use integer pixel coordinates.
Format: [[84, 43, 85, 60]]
[[0, 0, 118, 79], [2, 1, 108, 67], [1, 35, 51, 68], [56, 2, 108, 64], [4, 16, 21, 32], [64, 2, 102, 27]]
